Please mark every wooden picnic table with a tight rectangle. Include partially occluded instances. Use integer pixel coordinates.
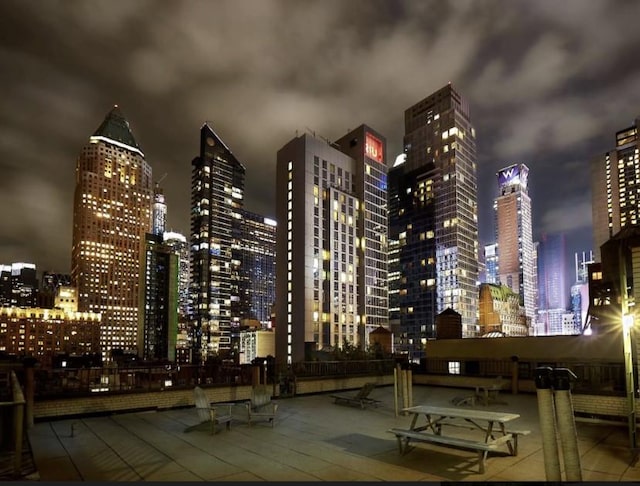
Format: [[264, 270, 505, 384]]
[[389, 405, 529, 473]]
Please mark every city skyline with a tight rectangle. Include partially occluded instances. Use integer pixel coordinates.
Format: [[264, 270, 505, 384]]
[[2, 1, 640, 275]]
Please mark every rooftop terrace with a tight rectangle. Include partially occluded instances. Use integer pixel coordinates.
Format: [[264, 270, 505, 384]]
[[26, 384, 640, 482]]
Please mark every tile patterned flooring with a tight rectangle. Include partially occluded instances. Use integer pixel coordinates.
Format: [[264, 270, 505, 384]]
[[26, 385, 640, 481]]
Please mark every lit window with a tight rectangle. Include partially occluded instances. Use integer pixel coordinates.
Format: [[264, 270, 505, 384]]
[[448, 361, 460, 374]]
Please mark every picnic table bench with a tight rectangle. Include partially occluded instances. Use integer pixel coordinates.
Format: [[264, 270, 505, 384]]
[[389, 428, 499, 473], [388, 405, 529, 473]]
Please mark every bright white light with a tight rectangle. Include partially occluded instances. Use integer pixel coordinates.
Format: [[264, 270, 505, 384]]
[[583, 327, 592, 336], [163, 231, 186, 243], [393, 153, 407, 167], [89, 136, 144, 157], [623, 314, 635, 330]]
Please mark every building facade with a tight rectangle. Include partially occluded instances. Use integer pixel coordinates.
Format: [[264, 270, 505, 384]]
[[70, 106, 153, 360], [240, 210, 277, 326], [138, 234, 178, 362], [389, 84, 479, 353], [163, 231, 191, 362], [190, 124, 245, 362], [592, 117, 640, 261], [334, 126, 389, 343], [0, 263, 38, 308], [536, 233, 568, 335], [483, 244, 498, 284], [275, 125, 388, 364], [38, 272, 72, 308], [152, 183, 167, 236], [494, 163, 536, 331], [139, 182, 179, 362], [0, 306, 101, 368], [239, 329, 275, 364], [571, 250, 594, 333], [478, 283, 528, 336]]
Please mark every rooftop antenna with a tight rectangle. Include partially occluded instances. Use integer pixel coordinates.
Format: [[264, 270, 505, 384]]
[[156, 173, 168, 186]]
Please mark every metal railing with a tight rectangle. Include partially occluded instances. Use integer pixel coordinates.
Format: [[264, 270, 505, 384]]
[[417, 357, 628, 396], [287, 359, 396, 378], [33, 363, 254, 398]]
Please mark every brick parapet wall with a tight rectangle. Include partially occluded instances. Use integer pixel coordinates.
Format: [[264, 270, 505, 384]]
[[34, 385, 253, 420], [293, 375, 393, 395], [33, 373, 633, 420]]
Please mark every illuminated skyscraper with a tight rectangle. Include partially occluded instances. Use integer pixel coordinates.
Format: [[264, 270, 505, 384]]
[[240, 210, 276, 326], [334, 126, 389, 343], [494, 163, 536, 332], [592, 117, 640, 261], [163, 232, 190, 321], [536, 233, 568, 335], [71, 106, 153, 360], [163, 231, 191, 362], [389, 84, 479, 351], [484, 244, 498, 284], [152, 183, 167, 235], [190, 124, 245, 362], [139, 183, 179, 362], [275, 125, 388, 364], [138, 233, 178, 362]]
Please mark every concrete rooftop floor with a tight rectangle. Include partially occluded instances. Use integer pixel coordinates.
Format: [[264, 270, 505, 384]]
[[26, 385, 640, 482]]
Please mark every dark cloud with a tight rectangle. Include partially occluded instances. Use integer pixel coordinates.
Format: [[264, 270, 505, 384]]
[[1, 0, 639, 281]]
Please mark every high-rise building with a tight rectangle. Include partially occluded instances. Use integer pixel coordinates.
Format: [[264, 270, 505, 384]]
[[138, 233, 178, 362], [0, 263, 38, 308], [334, 126, 389, 342], [494, 163, 536, 331], [592, 117, 640, 261], [190, 124, 245, 362], [571, 250, 594, 332], [389, 84, 479, 351], [138, 180, 179, 363], [163, 232, 190, 319], [275, 125, 388, 364], [163, 231, 191, 363], [536, 233, 568, 335], [240, 210, 277, 326], [152, 183, 167, 236], [484, 244, 498, 284], [71, 106, 153, 360], [575, 250, 595, 283]]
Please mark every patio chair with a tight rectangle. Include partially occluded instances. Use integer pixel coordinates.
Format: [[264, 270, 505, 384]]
[[330, 382, 381, 409], [193, 386, 233, 434], [246, 384, 278, 427]]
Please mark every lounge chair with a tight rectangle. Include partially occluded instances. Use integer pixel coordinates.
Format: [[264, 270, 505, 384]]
[[246, 384, 278, 427], [193, 386, 233, 434], [330, 382, 381, 409]]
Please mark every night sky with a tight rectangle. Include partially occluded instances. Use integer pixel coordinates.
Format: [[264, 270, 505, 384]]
[[1, 0, 640, 289]]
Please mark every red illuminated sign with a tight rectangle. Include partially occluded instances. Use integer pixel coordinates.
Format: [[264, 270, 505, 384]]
[[365, 133, 383, 164]]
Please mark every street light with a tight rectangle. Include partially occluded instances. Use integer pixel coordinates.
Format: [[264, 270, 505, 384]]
[[619, 243, 637, 450], [622, 312, 636, 450]]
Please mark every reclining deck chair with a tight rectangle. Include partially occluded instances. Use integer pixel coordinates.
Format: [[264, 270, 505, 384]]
[[330, 382, 381, 409]]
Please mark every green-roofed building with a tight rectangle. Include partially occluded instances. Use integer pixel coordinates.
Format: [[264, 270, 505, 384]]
[[71, 106, 153, 362], [478, 283, 529, 337]]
